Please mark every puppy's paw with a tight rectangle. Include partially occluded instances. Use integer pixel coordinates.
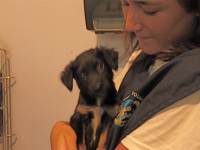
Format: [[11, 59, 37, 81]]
[[79, 144, 86, 150]]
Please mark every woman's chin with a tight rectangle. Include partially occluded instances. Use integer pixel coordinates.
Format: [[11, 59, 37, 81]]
[[139, 43, 166, 55]]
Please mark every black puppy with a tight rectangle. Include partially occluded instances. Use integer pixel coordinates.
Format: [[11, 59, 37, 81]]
[[61, 47, 118, 150]]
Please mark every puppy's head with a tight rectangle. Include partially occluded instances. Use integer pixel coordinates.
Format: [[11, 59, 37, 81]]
[[61, 47, 118, 101]]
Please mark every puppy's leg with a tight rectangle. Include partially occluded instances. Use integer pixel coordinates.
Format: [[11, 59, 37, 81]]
[[97, 126, 109, 149], [70, 112, 85, 149], [96, 112, 113, 149], [84, 112, 97, 150]]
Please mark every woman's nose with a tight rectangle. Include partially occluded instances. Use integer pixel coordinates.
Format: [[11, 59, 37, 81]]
[[124, 8, 142, 32]]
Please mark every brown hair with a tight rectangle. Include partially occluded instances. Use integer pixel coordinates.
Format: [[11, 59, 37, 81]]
[[177, 0, 200, 47]]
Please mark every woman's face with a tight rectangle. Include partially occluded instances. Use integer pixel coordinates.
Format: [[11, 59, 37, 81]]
[[122, 0, 195, 54]]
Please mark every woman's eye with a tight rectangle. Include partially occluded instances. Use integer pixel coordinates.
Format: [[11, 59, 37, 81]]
[[96, 63, 104, 72], [144, 10, 159, 15]]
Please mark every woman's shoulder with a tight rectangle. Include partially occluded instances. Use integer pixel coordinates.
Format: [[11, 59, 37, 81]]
[[166, 48, 200, 80], [175, 48, 200, 63]]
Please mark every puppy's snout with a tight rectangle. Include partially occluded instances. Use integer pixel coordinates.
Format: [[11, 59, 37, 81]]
[[89, 73, 103, 92], [94, 81, 102, 92]]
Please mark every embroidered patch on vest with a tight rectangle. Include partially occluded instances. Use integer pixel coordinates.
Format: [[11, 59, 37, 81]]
[[114, 91, 143, 127]]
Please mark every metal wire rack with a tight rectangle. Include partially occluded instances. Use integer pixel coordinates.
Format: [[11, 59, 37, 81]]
[[0, 48, 13, 150]]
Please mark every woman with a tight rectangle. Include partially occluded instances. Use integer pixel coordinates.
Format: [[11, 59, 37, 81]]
[[51, 0, 200, 149], [110, 0, 200, 149]]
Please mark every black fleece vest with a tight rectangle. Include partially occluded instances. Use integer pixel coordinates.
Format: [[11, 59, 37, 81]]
[[116, 48, 200, 140]]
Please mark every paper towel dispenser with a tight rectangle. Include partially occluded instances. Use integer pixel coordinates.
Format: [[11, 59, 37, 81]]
[[84, 0, 124, 32]]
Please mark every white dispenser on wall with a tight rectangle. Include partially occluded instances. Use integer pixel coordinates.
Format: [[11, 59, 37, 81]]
[[84, 0, 124, 32]]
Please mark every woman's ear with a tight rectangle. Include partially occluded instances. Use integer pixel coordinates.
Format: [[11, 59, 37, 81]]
[[60, 62, 74, 91]]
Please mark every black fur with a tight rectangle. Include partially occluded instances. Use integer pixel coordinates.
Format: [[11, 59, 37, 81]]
[[61, 47, 118, 150]]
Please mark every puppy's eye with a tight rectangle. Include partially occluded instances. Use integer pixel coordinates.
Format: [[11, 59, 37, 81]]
[[96, 63, 104, 72], [80, 72, 87, 80]]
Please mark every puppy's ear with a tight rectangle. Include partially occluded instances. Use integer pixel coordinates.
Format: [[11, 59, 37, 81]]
[[97, 47, 118, 70], [60, 63, 73, 91]]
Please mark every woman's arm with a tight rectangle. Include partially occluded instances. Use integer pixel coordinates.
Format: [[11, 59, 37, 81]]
[[50, 121, 77, 150], [115, 143, 129, 150]]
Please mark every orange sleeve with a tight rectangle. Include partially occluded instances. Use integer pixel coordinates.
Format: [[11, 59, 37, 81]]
[[115, 143, 129, 150], [50, 121, 77, 150]]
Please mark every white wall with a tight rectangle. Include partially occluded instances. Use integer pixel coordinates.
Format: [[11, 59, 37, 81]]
[[0, 0, 96, 149], [0, 0, 127, 149]]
